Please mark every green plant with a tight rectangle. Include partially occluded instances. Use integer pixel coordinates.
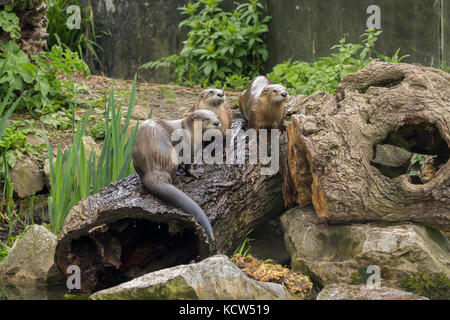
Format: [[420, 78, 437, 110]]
[[47, 0, 107, 65], [441, 61, 449, 73], [215, 74, 251, 91], [88, 121, 105, 140], [0, 119, 44, 172], [268, 29, 408, 95], [45, 76, 139, 234], [0, 241, 10, 263], [233, 237, 253, 257], [0, 41, 89, 113], [0, 9, 21, 40], [402, 270, 450, 300], [140, 0, 270, 87]]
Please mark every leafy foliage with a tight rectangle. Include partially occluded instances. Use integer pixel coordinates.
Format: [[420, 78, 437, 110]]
[[0, 241, 10, 263], [268, 29, 409, 95], [0, 9, 21, 39], [140, 0, 270, 88], [0, 41, 89, 113]]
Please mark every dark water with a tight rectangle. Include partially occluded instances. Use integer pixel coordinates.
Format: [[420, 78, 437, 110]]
[[0, 283, 89, 300]]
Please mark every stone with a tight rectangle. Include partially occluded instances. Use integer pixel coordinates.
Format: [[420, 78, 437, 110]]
[[82, 136, 101, 164], [0, 225, 64, 286], [26, 134, 45, 147], [130, 104, 152, 120], [90, 255, 294, 300], [281, 206, 450, 288], [10, 157, 44, 198], [317, 284, 429, 300]]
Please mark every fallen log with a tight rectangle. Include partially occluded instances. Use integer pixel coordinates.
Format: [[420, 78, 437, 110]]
[[55, 119, 286, 292], [283, 61, 450, 232]]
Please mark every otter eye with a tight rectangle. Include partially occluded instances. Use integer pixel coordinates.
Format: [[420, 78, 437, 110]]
[[273, 90, 278, 94], [206, 118, 210, 121]]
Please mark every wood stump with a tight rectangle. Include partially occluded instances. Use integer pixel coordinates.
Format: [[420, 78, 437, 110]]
[[283, 61, 450, 232]]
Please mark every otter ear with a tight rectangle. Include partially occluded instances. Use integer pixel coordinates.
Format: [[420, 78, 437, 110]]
[[263, 88, 268, 94], [192, 113, 198, 120]]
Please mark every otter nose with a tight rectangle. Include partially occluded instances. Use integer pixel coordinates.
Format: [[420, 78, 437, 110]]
[[218, 91, 224, 97], [214, 120, 220, 126], [281, 92, 288, 97]]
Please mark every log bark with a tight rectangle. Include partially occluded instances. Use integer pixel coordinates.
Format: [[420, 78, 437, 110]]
[[55, 119, 286, 292], [283, 61, 450, 232]]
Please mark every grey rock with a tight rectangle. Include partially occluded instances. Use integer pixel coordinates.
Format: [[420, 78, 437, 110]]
[[317, 284, 429, 300], [90, 255, 294, 300], [281, 206, 450, 287], [26, 134, 45, 147], [10, 157, 44, 198], [82, 136, 101, 164], [0, 225, 64, 286]]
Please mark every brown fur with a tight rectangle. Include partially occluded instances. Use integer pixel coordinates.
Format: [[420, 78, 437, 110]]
[[185, 89, 233, 133], [132, 110, 221, 241], [239, 76, 288, 130]]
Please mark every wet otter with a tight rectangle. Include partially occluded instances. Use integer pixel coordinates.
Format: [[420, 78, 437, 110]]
[[132, 110, 221, 241], [239, 76, 288, 130], [185, 89, 233, 133]]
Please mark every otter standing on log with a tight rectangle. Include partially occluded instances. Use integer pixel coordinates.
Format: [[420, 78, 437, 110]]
[[239, 76, 288, 130], [132, 110, 222, 242], [185, 89, 233, 133]]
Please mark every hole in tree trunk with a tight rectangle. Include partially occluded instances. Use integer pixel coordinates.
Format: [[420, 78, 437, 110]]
[[68, 218, 200, 292], [371, 121, 449, 184]]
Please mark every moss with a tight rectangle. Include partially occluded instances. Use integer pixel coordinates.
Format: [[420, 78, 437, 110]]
[[401, 270, 450, 300], [0, 287, 6, 300], [349, 267, 372, 285]]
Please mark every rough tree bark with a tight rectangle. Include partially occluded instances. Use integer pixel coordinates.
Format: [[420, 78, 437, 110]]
[[283, 61, 450, 232], [55, 119, 286, 292]]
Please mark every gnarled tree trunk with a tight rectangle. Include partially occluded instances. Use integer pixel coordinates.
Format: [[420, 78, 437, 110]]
[[283, 61, 450, 232]]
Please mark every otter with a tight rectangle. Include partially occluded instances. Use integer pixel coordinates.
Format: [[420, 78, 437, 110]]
[[132, 110, 221, 242], [184, 89, 233, 134], [239, 76, 288, 130]]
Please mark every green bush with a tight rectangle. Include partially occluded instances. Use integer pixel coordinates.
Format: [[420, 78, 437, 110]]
[[268, 29, 409, 95], [140, 0, 270, 88], [0, 41, 89, 113]]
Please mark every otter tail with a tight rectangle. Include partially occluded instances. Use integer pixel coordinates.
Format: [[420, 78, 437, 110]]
[[144, 176, 215, 242]]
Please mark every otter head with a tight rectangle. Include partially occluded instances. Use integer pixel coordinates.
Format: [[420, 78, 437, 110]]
[[199, 89, 226, 108], [188, 110, 222, 131], [262, 84, 289, 104]]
